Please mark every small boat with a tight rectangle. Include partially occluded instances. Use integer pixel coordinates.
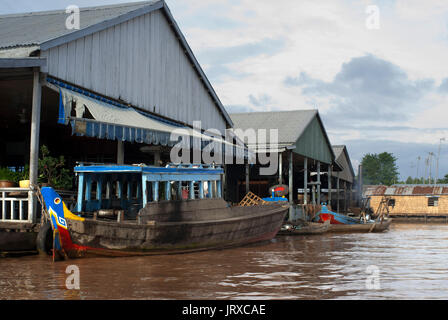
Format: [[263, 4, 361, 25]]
[[313, 204, 391, 233], [278, 220, 330, 235], [38, 164, 288, 260], [327, 219, 392, 233]]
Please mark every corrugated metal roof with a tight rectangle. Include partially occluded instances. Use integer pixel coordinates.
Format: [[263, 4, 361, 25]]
[[364, 185, 448, 196], [331, 145, 355, 183], [0, 1, 157, 49], [0, 1, 234, 128], [230, 110, 318, 145]]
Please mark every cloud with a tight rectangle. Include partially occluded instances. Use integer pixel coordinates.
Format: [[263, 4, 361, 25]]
[[439, 78, 448, 93], [248, 93, 272, 107], [225, 104, 253, 113], [286, 54, 436, 122]]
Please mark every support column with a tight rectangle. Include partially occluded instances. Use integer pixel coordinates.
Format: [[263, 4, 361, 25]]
[[317, 160, 321, 205], [288, 151, 293, 205], [328, 164, 332, 206], [304, 157, 308, 205], [278, 152, 283, 185], [288, 150, 294, 221], [29, 69, 42, 222], [245, 163, 250, 194], [344, 181, 347, 213], [336, 172, 340, 213], [117, 141, 124, 164]]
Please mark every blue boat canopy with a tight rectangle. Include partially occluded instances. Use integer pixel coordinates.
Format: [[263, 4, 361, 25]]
[[47, 77, 249, 161]]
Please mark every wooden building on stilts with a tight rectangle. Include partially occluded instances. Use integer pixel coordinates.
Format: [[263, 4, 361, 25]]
[[229, 110, 355, 221]]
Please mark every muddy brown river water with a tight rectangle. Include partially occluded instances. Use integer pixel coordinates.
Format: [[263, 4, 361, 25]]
[[1, 222, 448, 300]]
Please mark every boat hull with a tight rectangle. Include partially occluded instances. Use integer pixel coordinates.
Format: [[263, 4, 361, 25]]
[[327, 219, 392, 233], [65, 205, 287, 257], [278, 221, 330, 235]]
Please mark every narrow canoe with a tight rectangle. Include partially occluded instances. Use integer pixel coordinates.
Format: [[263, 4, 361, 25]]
[[327, 219, 392, 233]]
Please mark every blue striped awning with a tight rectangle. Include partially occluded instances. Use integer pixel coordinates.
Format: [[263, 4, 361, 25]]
[[49, 77, 250, 161]]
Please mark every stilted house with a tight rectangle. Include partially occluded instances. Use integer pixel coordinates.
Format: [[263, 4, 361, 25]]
[[0, 1, 248, 229], [330, 145, 355, 213], [230, 110, 349, 220]]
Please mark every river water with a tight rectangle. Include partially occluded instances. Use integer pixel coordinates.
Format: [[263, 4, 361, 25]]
[[1, 222, 448, 300]]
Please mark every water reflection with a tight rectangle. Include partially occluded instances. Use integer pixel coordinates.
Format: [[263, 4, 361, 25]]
[[1, 223, 448, 299]]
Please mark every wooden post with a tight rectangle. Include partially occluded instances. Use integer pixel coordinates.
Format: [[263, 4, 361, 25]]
[[289, 151, 293, 204], [245, 163, 250, 194], [288, 150, 294, 221], [304, 157, 308, 205], [328, 164, 332, 205], [29, 69, 42, 222], [117, 141, 124, 164], [344, 181, 347, 213], [278, 152, 283, 185], [317, 160, 321, 205], [336, 172, 340, 213]]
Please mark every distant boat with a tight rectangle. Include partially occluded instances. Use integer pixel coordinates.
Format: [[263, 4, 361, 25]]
[[313, 204, 391, 233]]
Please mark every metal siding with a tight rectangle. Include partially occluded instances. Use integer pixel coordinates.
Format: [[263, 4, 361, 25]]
[[43, 10, 226, 133], [294, 117, 333, 164]]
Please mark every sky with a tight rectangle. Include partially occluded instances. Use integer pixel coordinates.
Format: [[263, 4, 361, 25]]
[[2, 0, 448, 181]]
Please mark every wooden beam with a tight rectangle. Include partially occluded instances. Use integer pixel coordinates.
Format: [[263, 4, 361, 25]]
[[317, 160, 321, 205], [289, 151, 293, 205], [304, 157, 308, 205]]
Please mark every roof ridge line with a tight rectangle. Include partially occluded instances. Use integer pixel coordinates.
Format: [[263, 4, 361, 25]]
[[0, 1, 154, 18]]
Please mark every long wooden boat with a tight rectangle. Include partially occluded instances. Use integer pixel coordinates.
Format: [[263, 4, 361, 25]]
[[327, 219, 392, 233], [312, 204, 392, 233], [38, 164, 288, 260], [278, 220, 330, 235]]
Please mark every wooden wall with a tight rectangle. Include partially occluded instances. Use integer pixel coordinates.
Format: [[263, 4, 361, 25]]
[[370, 195, 448, 216]]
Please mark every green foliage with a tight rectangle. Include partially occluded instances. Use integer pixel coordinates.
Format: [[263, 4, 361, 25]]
[[361, 152, 399, 186], [437, 174, 448, 184], [17, 164, 29, 181], [38, 145, 73, 190], [0, 167, 18, 182]]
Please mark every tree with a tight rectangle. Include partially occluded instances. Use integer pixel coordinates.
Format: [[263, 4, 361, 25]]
[[361, 152, 399, 186], [438, 174, 448, 184]]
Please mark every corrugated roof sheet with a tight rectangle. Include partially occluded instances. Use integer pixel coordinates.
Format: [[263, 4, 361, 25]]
[[364, 185, 448, 196], [230, 110, 317, 146], [0, 1, 158, 49]]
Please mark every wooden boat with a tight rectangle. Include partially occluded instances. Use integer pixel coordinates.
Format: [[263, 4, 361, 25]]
[[278, 220, 330, 235], [312, 204, 392, 233], [38, 164, 288, 260], [326, 218, 392, 233]]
